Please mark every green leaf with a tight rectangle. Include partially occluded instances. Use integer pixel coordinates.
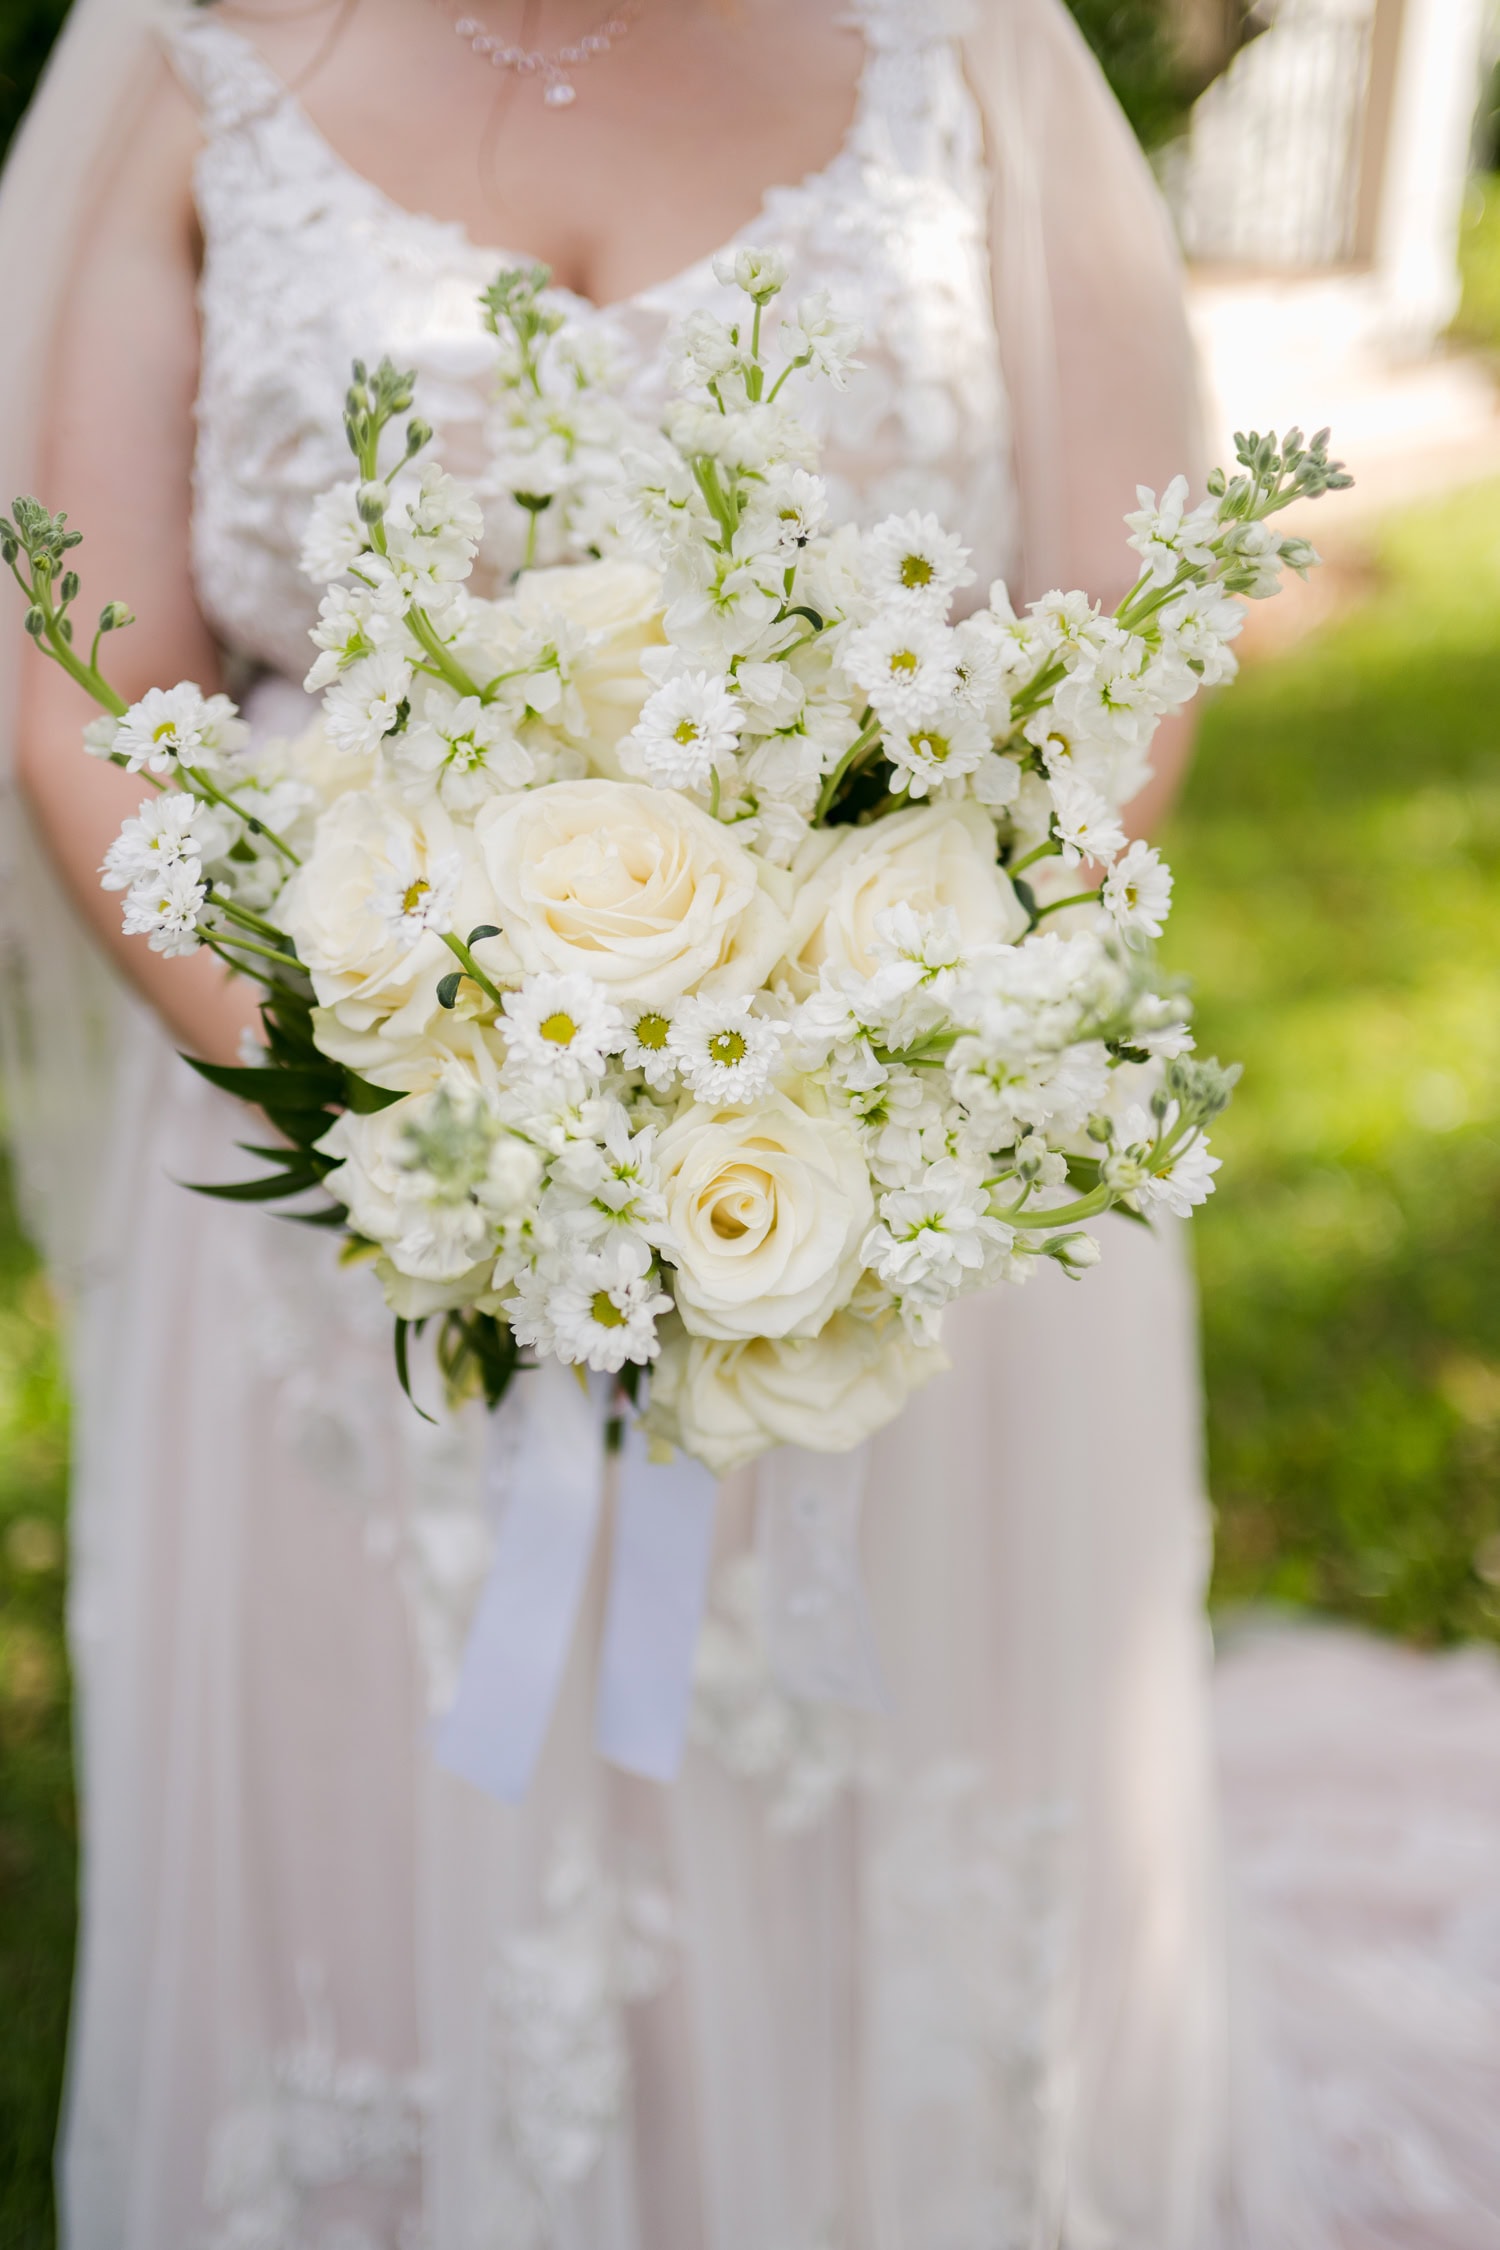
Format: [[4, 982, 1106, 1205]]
[[186, 1055, 341, 1106], [467, 924, 501, 944], [394, 1318, 436, 1423], [343, 1073, 405, 1114], [183, 1168, 325, 1204], [436, 970, 462, 1011]]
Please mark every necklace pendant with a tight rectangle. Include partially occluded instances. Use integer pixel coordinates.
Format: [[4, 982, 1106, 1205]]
[[543, 77, 577, 106]]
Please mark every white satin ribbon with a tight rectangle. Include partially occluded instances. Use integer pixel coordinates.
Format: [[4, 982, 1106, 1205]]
[[595, 1414, 719, 1781], [433, 1362, 719, 1801], [756, 1440, 888, 1711], [432, 1358, 607, 1800]]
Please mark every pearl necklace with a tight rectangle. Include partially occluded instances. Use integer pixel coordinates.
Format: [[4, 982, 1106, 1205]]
[[450, 1, 643, 107]]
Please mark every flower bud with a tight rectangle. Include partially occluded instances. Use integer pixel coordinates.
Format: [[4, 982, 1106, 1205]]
[[1046, 1231, 1102, 1276], [98, 601, 135, 633], [24, 606, 44, 638], [356, 479, 390, 525], [59, 570, 79, 604]]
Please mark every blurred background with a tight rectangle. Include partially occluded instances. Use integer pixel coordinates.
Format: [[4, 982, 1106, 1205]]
[[0, 0, 1498, 2238]]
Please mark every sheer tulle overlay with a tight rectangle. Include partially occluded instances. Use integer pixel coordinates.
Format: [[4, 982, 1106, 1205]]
[[0, 1, 1493, 2244]]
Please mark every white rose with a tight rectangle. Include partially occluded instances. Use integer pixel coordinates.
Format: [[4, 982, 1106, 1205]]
[[657, 1091, 873, 1341], [475, 777, 786, 1006], [777, 800, 1028, 998], [645, 1310, 949, 1475], [278, 787, 506, 1078], [511, 560, 666, 781]]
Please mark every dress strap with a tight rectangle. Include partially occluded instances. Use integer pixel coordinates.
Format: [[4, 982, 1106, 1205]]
[[158, 6, 289, 135]]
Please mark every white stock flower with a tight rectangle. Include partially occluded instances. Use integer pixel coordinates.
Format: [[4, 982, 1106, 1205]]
[[516, 1234, 671, 1374], [547, 1106, 669, 1244], [502, 971, 625, 1091], [711, 245, 790, 301], [665, 995, 783, 1105], [120, 860, 206, 955], [385, 465, 484, 591], [779, 291, 861, 389], [778, 801, 1028, 999], [304, 577, 408, 692], [100, 793, 223, 890], [1100, 840, 1173, 938], [862, 1158, 1012, 1308], [657, 1092, 873, 1341], [840, 613, 959, 727], [673, 310, 745, 384], [300, 480, 367, 582], [1124, 475, 1219, 588], [323, 647, 414, 758], [628, 671, 744, 790], [862, 511, 974, 613], [1047, 771, 1127, 868], [388, 691, 535, 811], [113, 684, 249, 776], [475, 778, 786, 1005], [1104, 1103, 1220, 1217], [645, 1311, 947, 1477]]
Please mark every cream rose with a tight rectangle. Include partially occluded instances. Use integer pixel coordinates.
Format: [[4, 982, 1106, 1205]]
[[777, 800, 1029, 998], [657, 1091, 873, 1341], [645, 1310, 950, 1476], [278, 787, 507, 1081], [475, 778, 786, 1005], [511, 559, 666, 781]]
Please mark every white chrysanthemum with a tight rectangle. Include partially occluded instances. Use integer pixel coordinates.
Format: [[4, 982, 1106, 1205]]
[[387, 691, 535, 810], [628, 671, 744, 790], [323, 647, 414, 758], [304, 578, 407, 692], [1100, 840, 1173, 938], [369, 839, 461, 951], [113, 684, 249, 777], [120, 860, 207, 956], [618, 1000, 678, 1092], [711, 245, 789, 301], [513, 1234, 671, 1373], [862, 511, 974, 613], [300, 479, 368, 582], [1047, 771, 1127, 868], [502, 972, 625, 1090], [885, 705, 988, 799], [666, 995, 783, 1105], [738, 468, 828, 559], [840, 613, 959, 727], [100, 793, 224, 891]]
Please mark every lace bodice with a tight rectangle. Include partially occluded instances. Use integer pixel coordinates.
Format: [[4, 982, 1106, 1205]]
[[164, 0, 1018, 687]]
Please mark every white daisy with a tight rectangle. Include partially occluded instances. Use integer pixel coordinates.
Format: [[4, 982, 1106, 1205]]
[[628, 672, 744, 791], [120, 860, 207, 956], [100, 793, 222, 890], [618, 1000, 679, 1093], [502, 972, 625, 1090], [885, 705, 988, 798], [113, 684, 249, 777], [368, 841, 461, 951], [1100, 840, 1173, 939], [862, 511, 974, 613], [1047, 771, 1126, 868], [666, 994, 783, 1105], [841, 613, 960, 728], [323, 647, 414, 758]]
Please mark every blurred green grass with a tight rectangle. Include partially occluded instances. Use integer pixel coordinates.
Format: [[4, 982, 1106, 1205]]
[[1455, 173, 1500, 355], [1165, 474, 1500, 1642], [0, 1160, 73, 2250]]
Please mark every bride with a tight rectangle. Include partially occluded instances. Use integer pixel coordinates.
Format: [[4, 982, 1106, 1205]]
[[0, 1, 1310, 2243]]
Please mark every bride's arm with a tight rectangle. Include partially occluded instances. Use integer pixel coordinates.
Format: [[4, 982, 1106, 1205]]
[[15, 57, 261, 1070]]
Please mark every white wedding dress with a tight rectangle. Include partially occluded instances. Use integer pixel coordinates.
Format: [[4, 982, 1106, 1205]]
[[47, 6, 1500, 2249]]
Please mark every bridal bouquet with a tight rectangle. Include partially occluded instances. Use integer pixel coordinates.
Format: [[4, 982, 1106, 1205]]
[[6, 255, 1348, 1475]]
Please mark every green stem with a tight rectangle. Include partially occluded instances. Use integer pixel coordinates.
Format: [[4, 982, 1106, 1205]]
[[813, 716, 883, 823], [1008, 836, 1061, 876], [1000, 1182, 1114, 1232], [214, 895, 294, 944], [211, 929, 309, 977], [765, 353, 811, 406], [440, 930, 506, 1010], [1033, 888, 1100, 922], [181, 767, 301, 867], [404, 606, 483, 701]]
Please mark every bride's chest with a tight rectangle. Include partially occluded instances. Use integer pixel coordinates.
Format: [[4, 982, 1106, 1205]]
[[175, 6, 1018, 683]]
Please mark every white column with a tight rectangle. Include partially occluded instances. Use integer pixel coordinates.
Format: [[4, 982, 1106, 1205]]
[[1370, 0, 1488, 343]]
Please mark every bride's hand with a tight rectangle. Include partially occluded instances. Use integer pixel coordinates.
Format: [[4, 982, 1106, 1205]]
[[16, 56, 262, 1073]]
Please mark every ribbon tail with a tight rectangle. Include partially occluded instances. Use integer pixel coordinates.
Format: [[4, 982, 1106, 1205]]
[[757, 1440, 888, 1711], [595, 1420, 719, 1783], [433, 1360, 605, 1801]]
